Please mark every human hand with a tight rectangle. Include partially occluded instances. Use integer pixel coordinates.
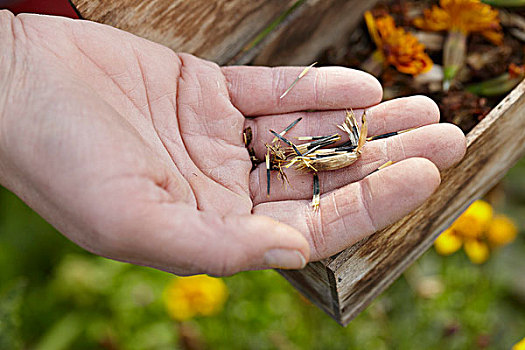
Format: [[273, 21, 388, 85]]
[[0, 11, 466, 276]]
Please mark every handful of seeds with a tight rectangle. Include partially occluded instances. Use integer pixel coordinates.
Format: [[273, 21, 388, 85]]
[[264, 109, 370, 210], [242, 63, 398, 210]]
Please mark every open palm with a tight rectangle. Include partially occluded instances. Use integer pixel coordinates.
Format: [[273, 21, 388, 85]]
[[0, 11, 466, 276]]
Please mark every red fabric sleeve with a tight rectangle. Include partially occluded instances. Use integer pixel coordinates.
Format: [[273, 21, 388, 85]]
[[2, 0, 79, 18]]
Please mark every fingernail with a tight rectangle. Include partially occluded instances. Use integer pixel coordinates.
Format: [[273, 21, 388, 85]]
[[264, 249, 307, 269]]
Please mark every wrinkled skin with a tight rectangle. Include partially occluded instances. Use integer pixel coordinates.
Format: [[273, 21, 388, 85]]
[[0, 11, 466, 276]]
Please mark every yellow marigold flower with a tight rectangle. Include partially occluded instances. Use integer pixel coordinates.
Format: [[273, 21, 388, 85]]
[[513, 337, 525, 350], [451, 200, 493, 239], [364, 11, 433, 76], [414, 0, 503, 44], [435, 200, 518, 264], [487, 215, 518, 247], [435, 228, 463, 255], [163, 275, 228, 321], [463, 239, 490, 264]]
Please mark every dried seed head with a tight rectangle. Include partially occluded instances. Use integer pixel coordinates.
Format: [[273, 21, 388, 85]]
[[289, 110, 369, 173], [271, 117, 302, 143]]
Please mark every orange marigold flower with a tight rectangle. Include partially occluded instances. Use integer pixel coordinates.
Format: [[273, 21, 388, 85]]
[[414, 0, 503, 45], [365, 11, 433, 76]]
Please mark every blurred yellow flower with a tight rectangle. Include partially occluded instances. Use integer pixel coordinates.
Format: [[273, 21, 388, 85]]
[[463, 239, 490, 264], [487, 215, 518, 247], [364, 11, 433, 76], [163, 275, 228, 321], [452, 199, 493, 239], [434, 200, 519, 264], [513, 337, 525, 350], [414, 0, 503, 44], [434, 228, 463, 255]]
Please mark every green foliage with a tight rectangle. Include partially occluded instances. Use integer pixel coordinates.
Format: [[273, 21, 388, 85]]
[[0, 158, 524, 349], [0, 280, 25, 350], [481, 0, 525, 7]]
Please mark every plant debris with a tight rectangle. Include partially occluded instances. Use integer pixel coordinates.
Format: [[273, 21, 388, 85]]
[[318, 0, 524, 134], [264, 110, 400, 210]]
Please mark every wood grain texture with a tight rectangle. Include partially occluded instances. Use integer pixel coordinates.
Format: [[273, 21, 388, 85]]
[[245, 0, 380, 66], [69, 0, 296, 64], [290, 79, 525, 325], [278, 261, 339, 319]]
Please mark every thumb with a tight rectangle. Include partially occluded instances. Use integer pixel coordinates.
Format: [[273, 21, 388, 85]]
[[212, 214, 310, 275], [109, 203, 310, 276]]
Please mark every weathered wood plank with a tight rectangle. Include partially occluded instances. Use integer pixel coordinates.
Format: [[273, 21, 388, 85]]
[[290, 79, 525, 325], [278, 260, 338, 319], [69, 0, 296, 64], [245, 0, 380, 66]]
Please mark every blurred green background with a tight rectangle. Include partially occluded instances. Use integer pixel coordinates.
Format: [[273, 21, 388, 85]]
[[1, 157, 524, 350]]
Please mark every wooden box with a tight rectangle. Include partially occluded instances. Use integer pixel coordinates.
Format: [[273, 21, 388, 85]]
[[70, 0, 525, 325]]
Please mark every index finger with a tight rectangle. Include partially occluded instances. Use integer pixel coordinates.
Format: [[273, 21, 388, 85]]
[[222, 66, 383, 116]]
